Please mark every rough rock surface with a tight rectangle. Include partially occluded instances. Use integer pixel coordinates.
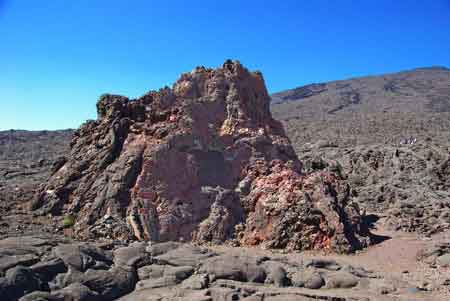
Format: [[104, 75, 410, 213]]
[[271, 66, 450, 237], [0, 235, 444, 301], [31, 61, 371, 253], [292, 142, 450, 236], [0, 130, 73, 238], [0, 130, 73, 195]]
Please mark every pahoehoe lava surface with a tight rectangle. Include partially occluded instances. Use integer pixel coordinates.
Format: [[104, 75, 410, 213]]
[[31, 61, 371, 253]]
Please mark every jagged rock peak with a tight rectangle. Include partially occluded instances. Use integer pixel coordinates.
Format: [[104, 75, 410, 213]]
[[95, 60, 271, 124], [32, 60, 372, 253]]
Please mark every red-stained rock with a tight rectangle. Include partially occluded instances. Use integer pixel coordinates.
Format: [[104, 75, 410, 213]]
[[31, 60, 371, 253]]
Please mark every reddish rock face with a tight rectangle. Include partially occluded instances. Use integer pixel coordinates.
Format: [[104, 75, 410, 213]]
[[32, 61, 371, 253]]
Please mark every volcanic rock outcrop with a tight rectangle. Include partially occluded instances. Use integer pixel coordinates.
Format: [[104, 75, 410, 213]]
[[32, 61, 371, 253]]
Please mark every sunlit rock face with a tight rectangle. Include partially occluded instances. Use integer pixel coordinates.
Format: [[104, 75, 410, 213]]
[[32, 60, 371, 253]]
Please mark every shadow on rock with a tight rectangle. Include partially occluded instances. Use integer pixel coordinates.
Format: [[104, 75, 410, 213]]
[[362, 214, 392, 245], [363, 214, 380, 230]]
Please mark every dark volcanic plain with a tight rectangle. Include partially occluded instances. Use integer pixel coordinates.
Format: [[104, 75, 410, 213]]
[[0, 65, 449, 300], [271, 66, 450, 235]]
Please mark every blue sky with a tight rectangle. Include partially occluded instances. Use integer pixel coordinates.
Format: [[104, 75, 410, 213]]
[[1, 1, 449, 130]]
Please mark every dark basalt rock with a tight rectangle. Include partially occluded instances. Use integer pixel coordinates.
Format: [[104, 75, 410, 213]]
[[0, 236, 420, 301], [31, 61, 371, 253], [0, 266, 45, 301]]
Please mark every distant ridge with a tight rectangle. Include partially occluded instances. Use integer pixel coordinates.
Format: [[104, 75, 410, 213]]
[[271, 66, 450, 148], [271, 66, 450, 106]]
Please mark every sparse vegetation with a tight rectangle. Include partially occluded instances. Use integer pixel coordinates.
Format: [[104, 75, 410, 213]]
[[62, 215, 75, 228]]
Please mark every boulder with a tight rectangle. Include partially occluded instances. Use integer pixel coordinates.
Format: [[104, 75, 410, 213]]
[[113, 242, 151, 267], [304, 273, 325, 289], [290, 270, 325, 289], [53, 244, 112, 272], [198, 254, 266, 283], [325, 271, 359, 288], [78, 266, 137, 300], [262, 261, 289, 287], [32, 61, 371, 253]]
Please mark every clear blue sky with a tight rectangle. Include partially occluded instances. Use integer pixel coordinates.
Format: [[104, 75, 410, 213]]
[[1, 0, 449, 130]]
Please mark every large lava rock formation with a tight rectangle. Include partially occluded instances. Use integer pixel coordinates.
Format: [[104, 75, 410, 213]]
[[32, 61, 371, 253]]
